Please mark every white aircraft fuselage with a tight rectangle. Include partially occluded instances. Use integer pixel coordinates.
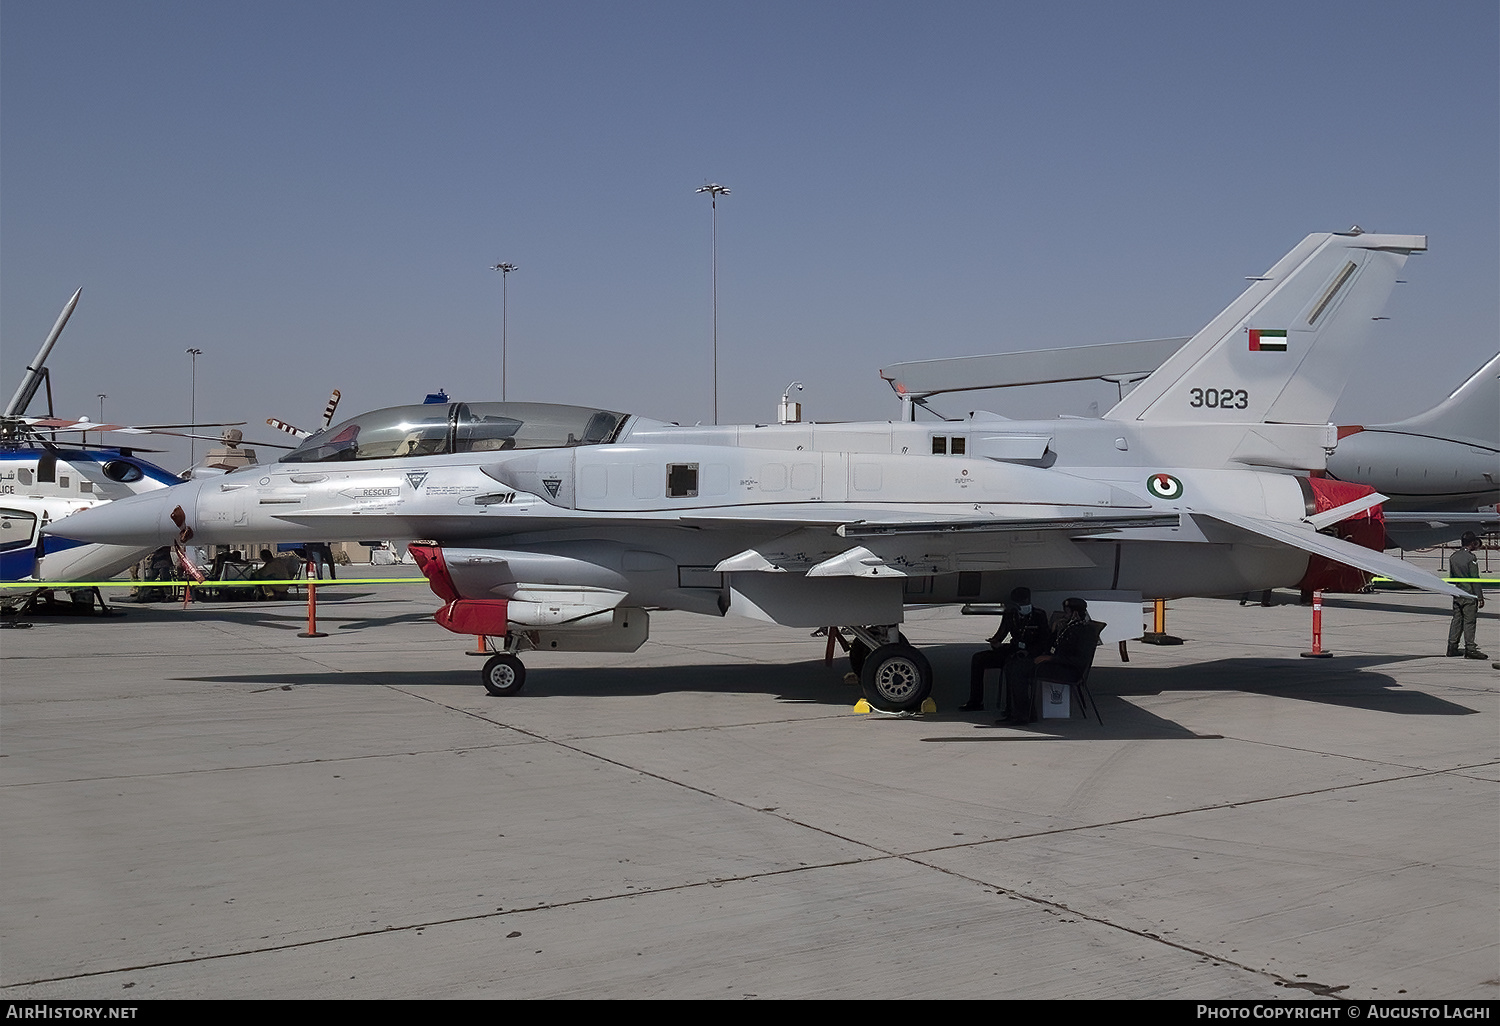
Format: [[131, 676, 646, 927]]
[[81, 412, 1326, 607]]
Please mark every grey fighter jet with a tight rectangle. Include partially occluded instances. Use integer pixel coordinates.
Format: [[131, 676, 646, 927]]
[[51, 230, 1464, 711]]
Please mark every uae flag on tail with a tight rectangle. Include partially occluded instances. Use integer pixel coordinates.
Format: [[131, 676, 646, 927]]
[[1248, 328, 1288, 352]]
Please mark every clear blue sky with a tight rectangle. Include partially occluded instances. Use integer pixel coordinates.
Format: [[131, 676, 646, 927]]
[[3, 1, 1496, 469]]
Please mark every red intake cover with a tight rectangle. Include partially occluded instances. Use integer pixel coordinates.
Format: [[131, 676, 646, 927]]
[[409, 544, 510, 636], [434, 599, 510, 637], [1296, 477, 1386, 593], [408, 544, 459, 602]]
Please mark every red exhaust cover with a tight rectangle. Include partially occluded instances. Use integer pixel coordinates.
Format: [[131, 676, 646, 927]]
[[1297, 478, 1386, 593]]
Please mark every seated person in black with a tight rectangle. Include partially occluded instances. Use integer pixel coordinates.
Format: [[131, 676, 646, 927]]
[[962, 586, 1051, 712], [1034, 597, 1097, 685], [998, 596, 1097, 724]]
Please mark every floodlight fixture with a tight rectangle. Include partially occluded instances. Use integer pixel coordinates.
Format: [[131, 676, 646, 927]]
[[491, 263, 519, 401], [185, 348, 203, 462], [696, 183, 731, 423]]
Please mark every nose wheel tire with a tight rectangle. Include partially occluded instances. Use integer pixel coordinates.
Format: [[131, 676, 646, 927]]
[[482, 653, 526, 696], [859, 643, 932, 713]]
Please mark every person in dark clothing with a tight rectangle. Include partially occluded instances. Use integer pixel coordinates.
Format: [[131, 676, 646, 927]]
[[1035, 597, 1098, 684], [305, 541, 337, 580], [998, 596, 1098, 725], [962, 587, 1051, 713]]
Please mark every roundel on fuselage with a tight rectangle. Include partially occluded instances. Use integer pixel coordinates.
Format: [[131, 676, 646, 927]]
[[1146, 473, 1183, 500]]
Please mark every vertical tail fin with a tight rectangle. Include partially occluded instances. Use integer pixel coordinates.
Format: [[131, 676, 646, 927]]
[[1376, 352, 1499, 446], [1105, 231, 1426, 425]]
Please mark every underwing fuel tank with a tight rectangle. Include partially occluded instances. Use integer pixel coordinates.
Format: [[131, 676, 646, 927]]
[[409, 544, 650, 652]]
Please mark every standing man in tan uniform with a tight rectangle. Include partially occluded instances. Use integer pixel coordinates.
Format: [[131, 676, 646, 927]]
[[1447, 532, 1487, 659]]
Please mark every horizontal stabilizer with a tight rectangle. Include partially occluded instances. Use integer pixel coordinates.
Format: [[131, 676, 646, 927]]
[[1193, 508, 1465, 598], [1305, 492, 1387, 531]]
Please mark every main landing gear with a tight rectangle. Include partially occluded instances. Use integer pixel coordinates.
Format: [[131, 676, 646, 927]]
[[479, 636, 528, 696], [843, 626, 930, 713]]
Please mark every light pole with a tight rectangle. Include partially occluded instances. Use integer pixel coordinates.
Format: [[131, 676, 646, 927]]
[[490, 263, 519, 401], [97, 394, 106, 445], [185, 348, 202, 463], [696, 182, 730, 424]]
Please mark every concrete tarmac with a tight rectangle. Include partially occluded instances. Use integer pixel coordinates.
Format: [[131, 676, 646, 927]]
[[1, 577, 1495, 999]]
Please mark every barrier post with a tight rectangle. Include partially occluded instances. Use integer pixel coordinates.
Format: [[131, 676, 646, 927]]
[[1141, 598, 1183, 645], [1300, 589, 1332, 658], [298, 559, 327, 638]]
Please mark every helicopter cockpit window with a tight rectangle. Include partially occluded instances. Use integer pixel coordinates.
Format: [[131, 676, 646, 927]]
[[102, 460, 144, 483], [0, 508, 39, 553], [283, 403, 629, 463]]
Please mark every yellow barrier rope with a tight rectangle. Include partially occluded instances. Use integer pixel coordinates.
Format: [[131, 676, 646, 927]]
[[4, 577, 1497, 589], [0, 578, 429, 589]]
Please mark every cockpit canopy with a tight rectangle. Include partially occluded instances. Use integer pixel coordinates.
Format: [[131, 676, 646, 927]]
[[282, 402, 628, 464]]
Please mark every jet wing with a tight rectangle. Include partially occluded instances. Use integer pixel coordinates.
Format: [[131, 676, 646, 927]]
[[266, 510, 622, 538], [711, 510, 1181, 576], [270, 504, 941, 539], [276, 505, 1177, 539], [1191, 508, 1467, 599], [1381, 511, 1498, 524], [682, 508, 1177, 535], [835, 512, 1179, 537]]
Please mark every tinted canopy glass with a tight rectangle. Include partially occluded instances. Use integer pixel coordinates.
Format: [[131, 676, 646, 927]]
[[283, 402, 628, 463]]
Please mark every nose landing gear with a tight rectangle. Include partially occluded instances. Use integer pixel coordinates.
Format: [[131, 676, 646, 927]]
[[481, 648, 526, 696]]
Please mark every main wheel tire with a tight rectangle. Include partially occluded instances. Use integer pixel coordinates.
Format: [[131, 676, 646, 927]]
[[859, 643, 932, 712], [482, 653, 526, 696], [848, 632, 907, 675]]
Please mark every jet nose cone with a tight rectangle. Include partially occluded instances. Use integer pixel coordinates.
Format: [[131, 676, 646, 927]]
[[45, 489, 178, 546]]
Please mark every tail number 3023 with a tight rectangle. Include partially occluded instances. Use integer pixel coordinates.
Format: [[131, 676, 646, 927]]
[[1190, 388, 1249, 409]]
